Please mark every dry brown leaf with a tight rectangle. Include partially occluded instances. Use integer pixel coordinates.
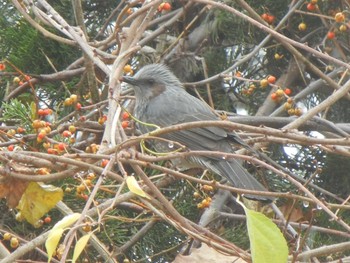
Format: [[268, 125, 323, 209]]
[[280, 204, 306, 222], [0, 176, 29, 208], [172, 243, 247, 263]]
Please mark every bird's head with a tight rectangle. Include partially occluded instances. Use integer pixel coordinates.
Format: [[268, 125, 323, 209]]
[[121, 64, 183, 100]]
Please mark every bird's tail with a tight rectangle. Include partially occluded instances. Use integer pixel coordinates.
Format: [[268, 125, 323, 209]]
[[213, 159, 272, 201]]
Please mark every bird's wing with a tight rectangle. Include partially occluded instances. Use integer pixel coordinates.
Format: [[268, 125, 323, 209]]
[[138, 88, 271, 200], [139, 87, 244, 151]]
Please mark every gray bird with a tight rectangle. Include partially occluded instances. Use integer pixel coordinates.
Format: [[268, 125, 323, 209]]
[[122, 64, 271, 200]]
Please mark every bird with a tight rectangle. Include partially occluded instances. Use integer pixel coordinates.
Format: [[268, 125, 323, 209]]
[[121, 64, 271, 201]]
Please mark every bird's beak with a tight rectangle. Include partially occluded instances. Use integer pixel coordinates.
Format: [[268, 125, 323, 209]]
[[120, 76, 137, 85]]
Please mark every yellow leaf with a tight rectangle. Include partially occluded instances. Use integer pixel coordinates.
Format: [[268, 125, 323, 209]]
[[46, 228, 64, 262], [126, 176, 150, 199], [16, 182, 63, 226], [30, 101, 37, 120], [72, 233, 93, 263], [52, 213, 81, 231]]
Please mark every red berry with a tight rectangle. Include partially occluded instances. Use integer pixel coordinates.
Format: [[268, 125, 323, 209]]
[[8, 145, 14, 151], [162, 2, 171, 11], [306, 3, 316, 11], [284, 88, 292, 95], [122, 112, 130, 120], [261, 13, 269, 22], [38, 109, 45, 116], [44, 216, 51, 224], [158, 3, 165, 12], [62, 130, 72, 137], [101, 159, 109, 168], [121, 121, 129, 129], [43, 108, 52, 115], [17, 127, 25, 133], [47, 148, 57, 155], [37, 132, 46, 140], [327, 31, 335, 39], [76, 103, 82, 110], [57, 143, 66, 151], [266, 15, 275, 24]]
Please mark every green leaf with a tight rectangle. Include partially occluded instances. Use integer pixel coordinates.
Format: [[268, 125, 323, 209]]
[[244, 208, 288, 263]]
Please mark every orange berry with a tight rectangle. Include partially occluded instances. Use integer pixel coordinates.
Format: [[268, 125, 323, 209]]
[[162, 2, 171, 11], [44, 108, 52, 115], [122, 112, 130, 120], [271, 92, 278, 100], [47, 148, 57, 155], [44, 216, 51, 224], [121, 121, 129, 129], [334, 12, 345, 23], [266, 15, 275, 24], [37, 132, 46, 140], [38, 109, 45, 116], [126, 8, 133, 15], [261, 13, 269, 22], [202, 185, 214, 192], [101, 159, 109, 168], [17, 127, 25, 133], [57, 143, 66, 151], [0, 63, 5, 71], [158, 3, 165, 11], [37, 167, 50, 175], [267, 75, 276, 84], [64, 98, 73, 106], [82, 223, 92, 232], [75, 103, 82, 110], [62, 130, 72, 137], [123, 64, 132, 73]]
